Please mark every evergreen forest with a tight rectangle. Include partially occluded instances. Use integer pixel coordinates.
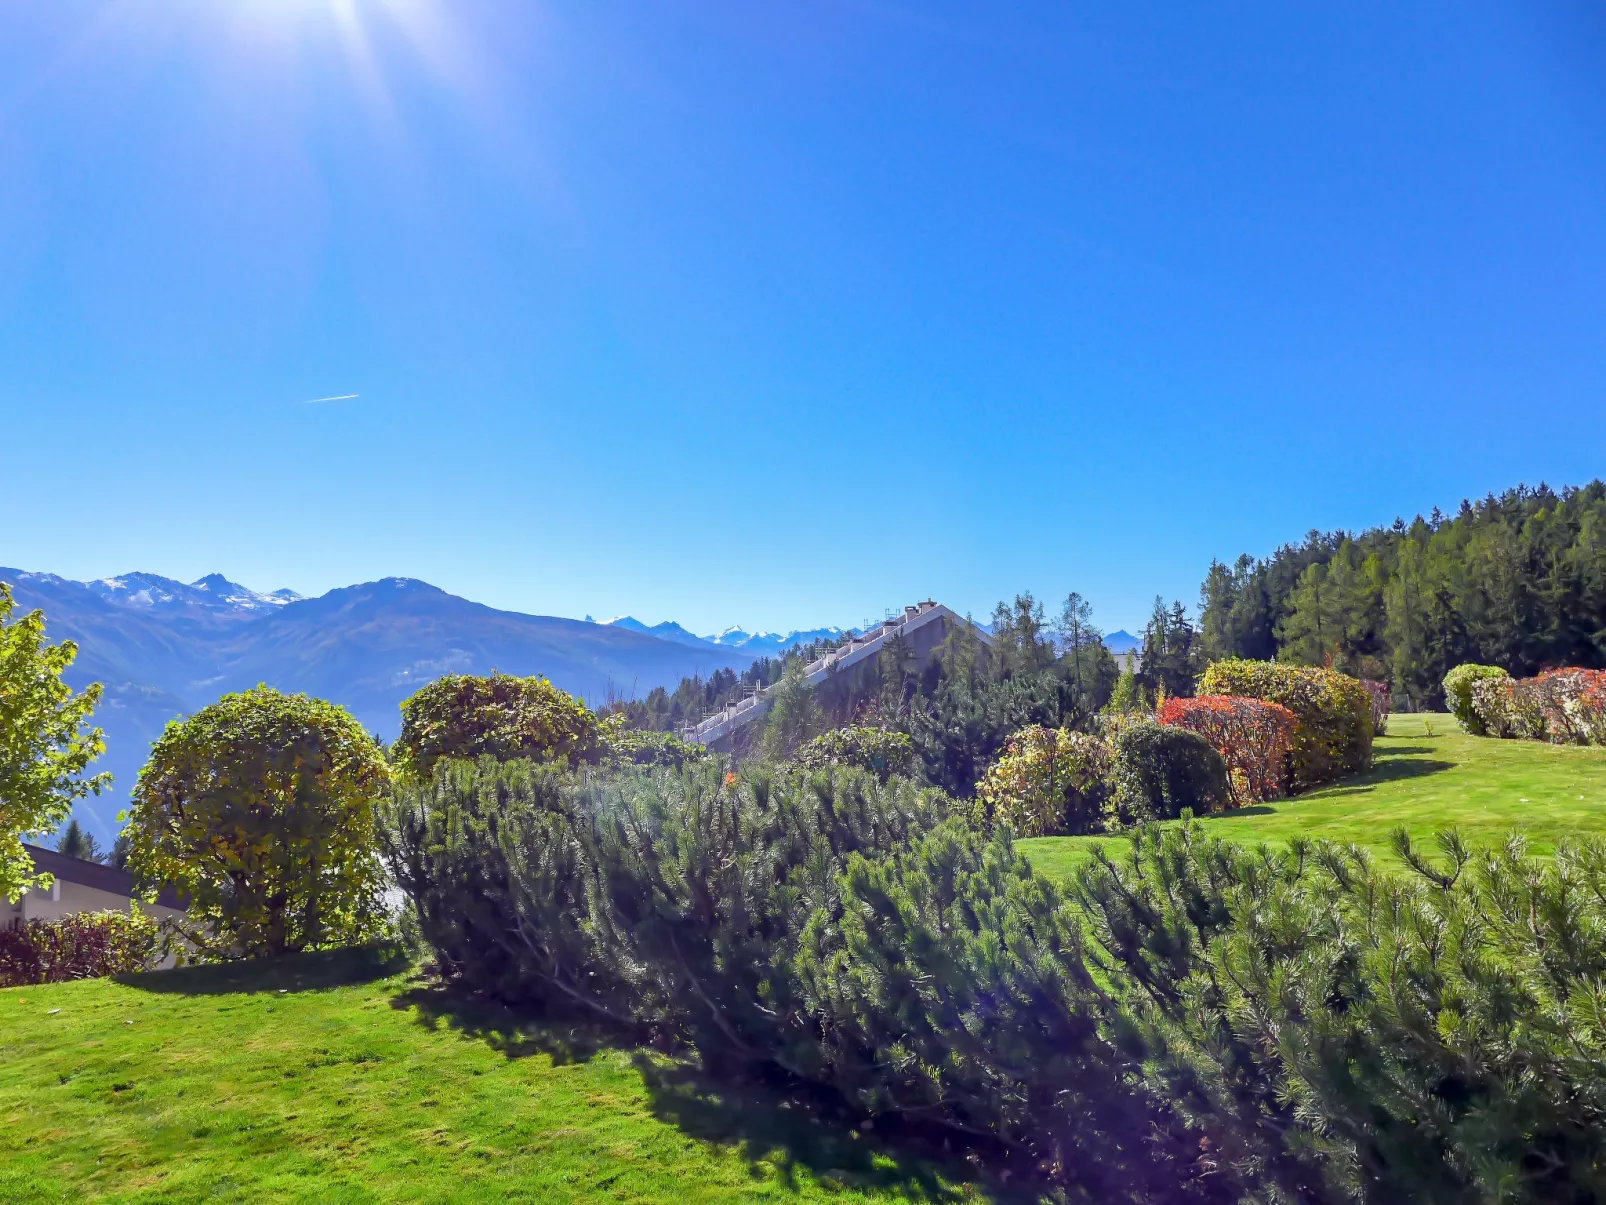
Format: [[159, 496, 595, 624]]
[[1195, 480, 1606, 708]]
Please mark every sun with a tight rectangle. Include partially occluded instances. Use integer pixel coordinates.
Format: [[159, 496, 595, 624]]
[[209, 0, 489, 122]]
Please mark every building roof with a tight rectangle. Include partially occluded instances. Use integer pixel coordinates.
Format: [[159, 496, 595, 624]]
[[686, 600, 989, 746], [22, 843, 185, 910]]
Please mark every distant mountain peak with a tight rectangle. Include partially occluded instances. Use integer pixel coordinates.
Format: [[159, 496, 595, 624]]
[[593, 615, 853, 657], [191, 573, 302, 609], [705, 623, 849, 656], [600, 615, 727, 653], [70, 571, 303, 616]]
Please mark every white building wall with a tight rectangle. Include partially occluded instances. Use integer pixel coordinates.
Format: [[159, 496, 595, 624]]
[[5, 879, 185, 927]]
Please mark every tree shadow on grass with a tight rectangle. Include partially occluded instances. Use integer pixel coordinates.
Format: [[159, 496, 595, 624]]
[[1212, 806, 1277, 821], [388, 981, 1008, 1202], [633, 1056, 1008, 1203], [1313, 757, 1456, 798], [116, 941, 410, 996], [389, 980, 612, 1065], [1208, 756, 1459, 821]]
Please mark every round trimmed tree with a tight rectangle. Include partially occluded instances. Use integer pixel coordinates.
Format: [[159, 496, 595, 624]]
[[126, 686, 391, 960], [393, 673, 603, 779]]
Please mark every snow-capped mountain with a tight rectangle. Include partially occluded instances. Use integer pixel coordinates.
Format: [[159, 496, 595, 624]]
[[707, 625, 850, 657], [2, 568, 760, 846], [593, 616, 854, 659], [598, 616, 852, 658], [78, 571, 303, 616], [598, 616, 727, 655]]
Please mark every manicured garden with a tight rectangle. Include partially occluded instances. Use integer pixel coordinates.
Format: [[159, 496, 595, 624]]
[[0, 947, 969, 1205], [9, 567, 1606, 1204], [1021, 712, 1606, 879]]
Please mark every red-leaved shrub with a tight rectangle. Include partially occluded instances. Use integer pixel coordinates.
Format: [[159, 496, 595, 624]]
[[0, 909, 162, 986], [1196, 660, 1373, 790], [1158, 695, 1297, 805]]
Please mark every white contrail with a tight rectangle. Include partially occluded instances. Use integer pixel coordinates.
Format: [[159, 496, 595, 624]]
[[303, 393, 360, 404]]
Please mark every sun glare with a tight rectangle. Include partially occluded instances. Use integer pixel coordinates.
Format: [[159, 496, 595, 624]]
[[217, 0, 490, 120]]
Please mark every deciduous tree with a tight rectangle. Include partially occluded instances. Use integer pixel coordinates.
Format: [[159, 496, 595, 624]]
[[0, 583, 109, 901]]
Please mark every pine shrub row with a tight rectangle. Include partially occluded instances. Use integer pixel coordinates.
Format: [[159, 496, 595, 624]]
[[385, 757, 1606, 1203]]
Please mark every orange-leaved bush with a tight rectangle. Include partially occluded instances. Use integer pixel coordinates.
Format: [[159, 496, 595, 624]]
[[1157, 695, 1296, 806], [0, 908, 161, 986]]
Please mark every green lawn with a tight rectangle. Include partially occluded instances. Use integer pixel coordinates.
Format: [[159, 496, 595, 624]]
[[1021, 713, 1606, 880], [0, 948, 977, 1205]]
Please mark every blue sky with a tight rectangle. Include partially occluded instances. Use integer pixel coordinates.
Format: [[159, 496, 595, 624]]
[[2, 1, 1603, 636]]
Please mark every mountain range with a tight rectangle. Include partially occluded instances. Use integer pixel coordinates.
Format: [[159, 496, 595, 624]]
[[595, 615, 850, 658], [2, 569, 762, 844]]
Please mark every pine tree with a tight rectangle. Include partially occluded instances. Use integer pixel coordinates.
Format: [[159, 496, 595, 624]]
[[762, 662, 821, 759], [54, 817, 104, 863]]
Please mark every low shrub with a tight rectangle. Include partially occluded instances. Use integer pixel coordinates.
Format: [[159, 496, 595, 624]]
[[382, 756, 955, 1053], [602, 723, 710, 769], [1472, 667, 1606, 745], [1197, 658, 1373, 790], [1066, 823, 1606, 1205], [1106, 719, 1230, 821], [1156, 695, 1294, 806], [1360, 678, 1391, 736], [1529, 668, 1606, 745], [0, 908, 162, 986], [1443, 663, 1509, 735], [973, 726, 1112, 836], [789, 726, 915, 781]]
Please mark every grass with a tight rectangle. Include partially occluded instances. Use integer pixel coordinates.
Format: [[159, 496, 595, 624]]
[[0, 947, 982, 1205], [1021, 713, 1606, 881]]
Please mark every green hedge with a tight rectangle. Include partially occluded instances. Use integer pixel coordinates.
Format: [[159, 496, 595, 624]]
[[1108, 720, 1229, 823], [385, 757, 1606, 1203], [789, 726, 915, 781], [1196, 658, 1373, 790], [1443, 663, 1509, 735], [602, 724, 710, 769], [393, 673, 602, 779]]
